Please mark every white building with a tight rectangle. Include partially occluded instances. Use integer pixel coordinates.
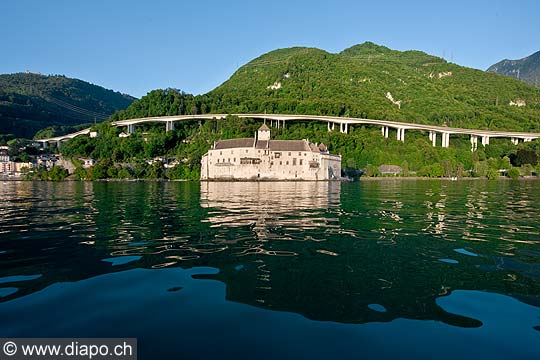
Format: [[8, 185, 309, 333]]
[[0, 161, 33, 175], [82, 158, 96, 169], [201, 124, 341, 180]]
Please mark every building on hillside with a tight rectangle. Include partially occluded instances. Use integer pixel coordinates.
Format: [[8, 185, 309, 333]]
[[378, 165, 403, 176], [81, 158, 96, 169], [201, 124, 341, 180], [1, 161, 33, 175], [0, 146, 10, 162]]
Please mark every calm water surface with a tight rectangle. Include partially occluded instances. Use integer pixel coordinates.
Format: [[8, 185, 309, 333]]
[[1, 180, 539, 359]]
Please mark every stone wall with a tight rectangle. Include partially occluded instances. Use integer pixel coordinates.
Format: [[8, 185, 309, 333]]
[[201, 147, 341, 181]]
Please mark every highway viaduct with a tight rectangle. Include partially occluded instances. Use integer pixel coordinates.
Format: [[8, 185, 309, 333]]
[[36, 113, 540, 151]]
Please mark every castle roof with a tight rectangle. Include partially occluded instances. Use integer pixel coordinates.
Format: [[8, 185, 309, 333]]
[[258, 123, 270, 131], [214, 138, 254, 149], [214, 135, 327, 153], [268, 140, 311, 152]]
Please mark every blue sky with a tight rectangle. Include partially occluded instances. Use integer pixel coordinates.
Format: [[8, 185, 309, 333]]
[[1, 0, 538, 98]]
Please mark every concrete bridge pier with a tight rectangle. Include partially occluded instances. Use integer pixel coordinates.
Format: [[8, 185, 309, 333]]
[[481, 136, 490, 146], [339, 122, 348, 134], [524, 138, 532, 142], [429, 131, 437, 147], [127, 124, 135, 134], [56, 140, 62, 149], [511, 137, 518, 145], [328, 122, 332, 132], [441, 132, 450, 148], [165, 121, 175, 132], [42, 141, 48, 149], [470, 135, 478, 151], [396, 128, 405, 142], [381, 126, 389, 138]]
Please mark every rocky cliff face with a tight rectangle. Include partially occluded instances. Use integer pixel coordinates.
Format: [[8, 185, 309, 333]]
[[487, 51, 540, 86]]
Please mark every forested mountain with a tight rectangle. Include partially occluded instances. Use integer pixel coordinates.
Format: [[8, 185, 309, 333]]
[[56, 43, 540, 180], [0, 73, 135, 139], [487, 50, 540, 86], [112, 42, 540, 132]]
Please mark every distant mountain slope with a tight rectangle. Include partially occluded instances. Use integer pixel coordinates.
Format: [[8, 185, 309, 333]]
[[487, 51, 540, 86], [0, 73, 135, 139], [112, 42, 540, 132]]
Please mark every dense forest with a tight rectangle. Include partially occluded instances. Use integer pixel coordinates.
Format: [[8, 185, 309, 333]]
[[0, 73, 135, 140]]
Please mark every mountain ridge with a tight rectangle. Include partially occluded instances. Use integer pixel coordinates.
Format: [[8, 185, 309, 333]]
[[487, 50, 540, 86], [0, 72, 135, 140]]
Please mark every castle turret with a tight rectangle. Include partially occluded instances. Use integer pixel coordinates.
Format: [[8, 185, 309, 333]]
[[257, 123, 271, 141]]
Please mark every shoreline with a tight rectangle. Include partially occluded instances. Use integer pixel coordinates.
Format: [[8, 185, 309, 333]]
[[2, 176, 539, 182], [358, 176, 539, 181]]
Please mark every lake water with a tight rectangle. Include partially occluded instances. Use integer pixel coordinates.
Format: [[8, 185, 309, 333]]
[[1, 180, 539, 359]]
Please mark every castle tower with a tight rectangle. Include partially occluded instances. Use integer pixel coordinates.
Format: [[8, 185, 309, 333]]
[[257, 123, 271, 141]]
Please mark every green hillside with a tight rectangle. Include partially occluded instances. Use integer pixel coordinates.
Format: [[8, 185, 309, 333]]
[[56, 43, 540, 181], [113, 42, 540, 132], [0, 73, 135, 140]]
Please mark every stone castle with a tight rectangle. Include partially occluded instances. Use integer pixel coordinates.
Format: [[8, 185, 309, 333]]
[[200, 124, 341, 180]]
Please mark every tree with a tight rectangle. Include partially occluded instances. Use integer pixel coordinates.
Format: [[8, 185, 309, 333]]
[[486, 168, 499, 180], [507, 167, 520, 179], [441, 159, 454, 177], [418, 163, 444, 177], [472, 161, 488, 178], [511, 149, 538, 167], [364, 164, 379, 177], [146, 161, 164, 179]]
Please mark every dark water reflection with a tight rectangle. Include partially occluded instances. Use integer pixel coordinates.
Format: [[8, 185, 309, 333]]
[[1, 180, 539, 358]]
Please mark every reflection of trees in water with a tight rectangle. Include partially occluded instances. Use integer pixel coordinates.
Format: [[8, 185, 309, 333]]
[[196, 180, 540, 327], [1, 181, 539, 328]]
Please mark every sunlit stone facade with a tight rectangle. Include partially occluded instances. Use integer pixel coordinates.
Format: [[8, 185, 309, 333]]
[[201, 124, 341, 180]]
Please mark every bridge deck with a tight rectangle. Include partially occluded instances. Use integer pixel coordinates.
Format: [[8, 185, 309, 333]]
[[36, 113, 540, 142]]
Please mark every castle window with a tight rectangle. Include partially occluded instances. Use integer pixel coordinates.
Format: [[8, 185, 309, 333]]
[[298, 152, 301, 156], [220, 151, 222, 155], [293, 158, 297, 165], [286, 161, 289, 165], [275, 152, 281, 158], [234, 158, 236, 162], [288, 152, 291, 156], [240, 158, 262, 165], [299, 159, 303, 165], [280, 161, 282, 165]]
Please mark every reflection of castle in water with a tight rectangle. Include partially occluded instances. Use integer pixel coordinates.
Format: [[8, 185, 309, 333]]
[[4, 181, 538, 329], [200, 181, 342, 236]]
